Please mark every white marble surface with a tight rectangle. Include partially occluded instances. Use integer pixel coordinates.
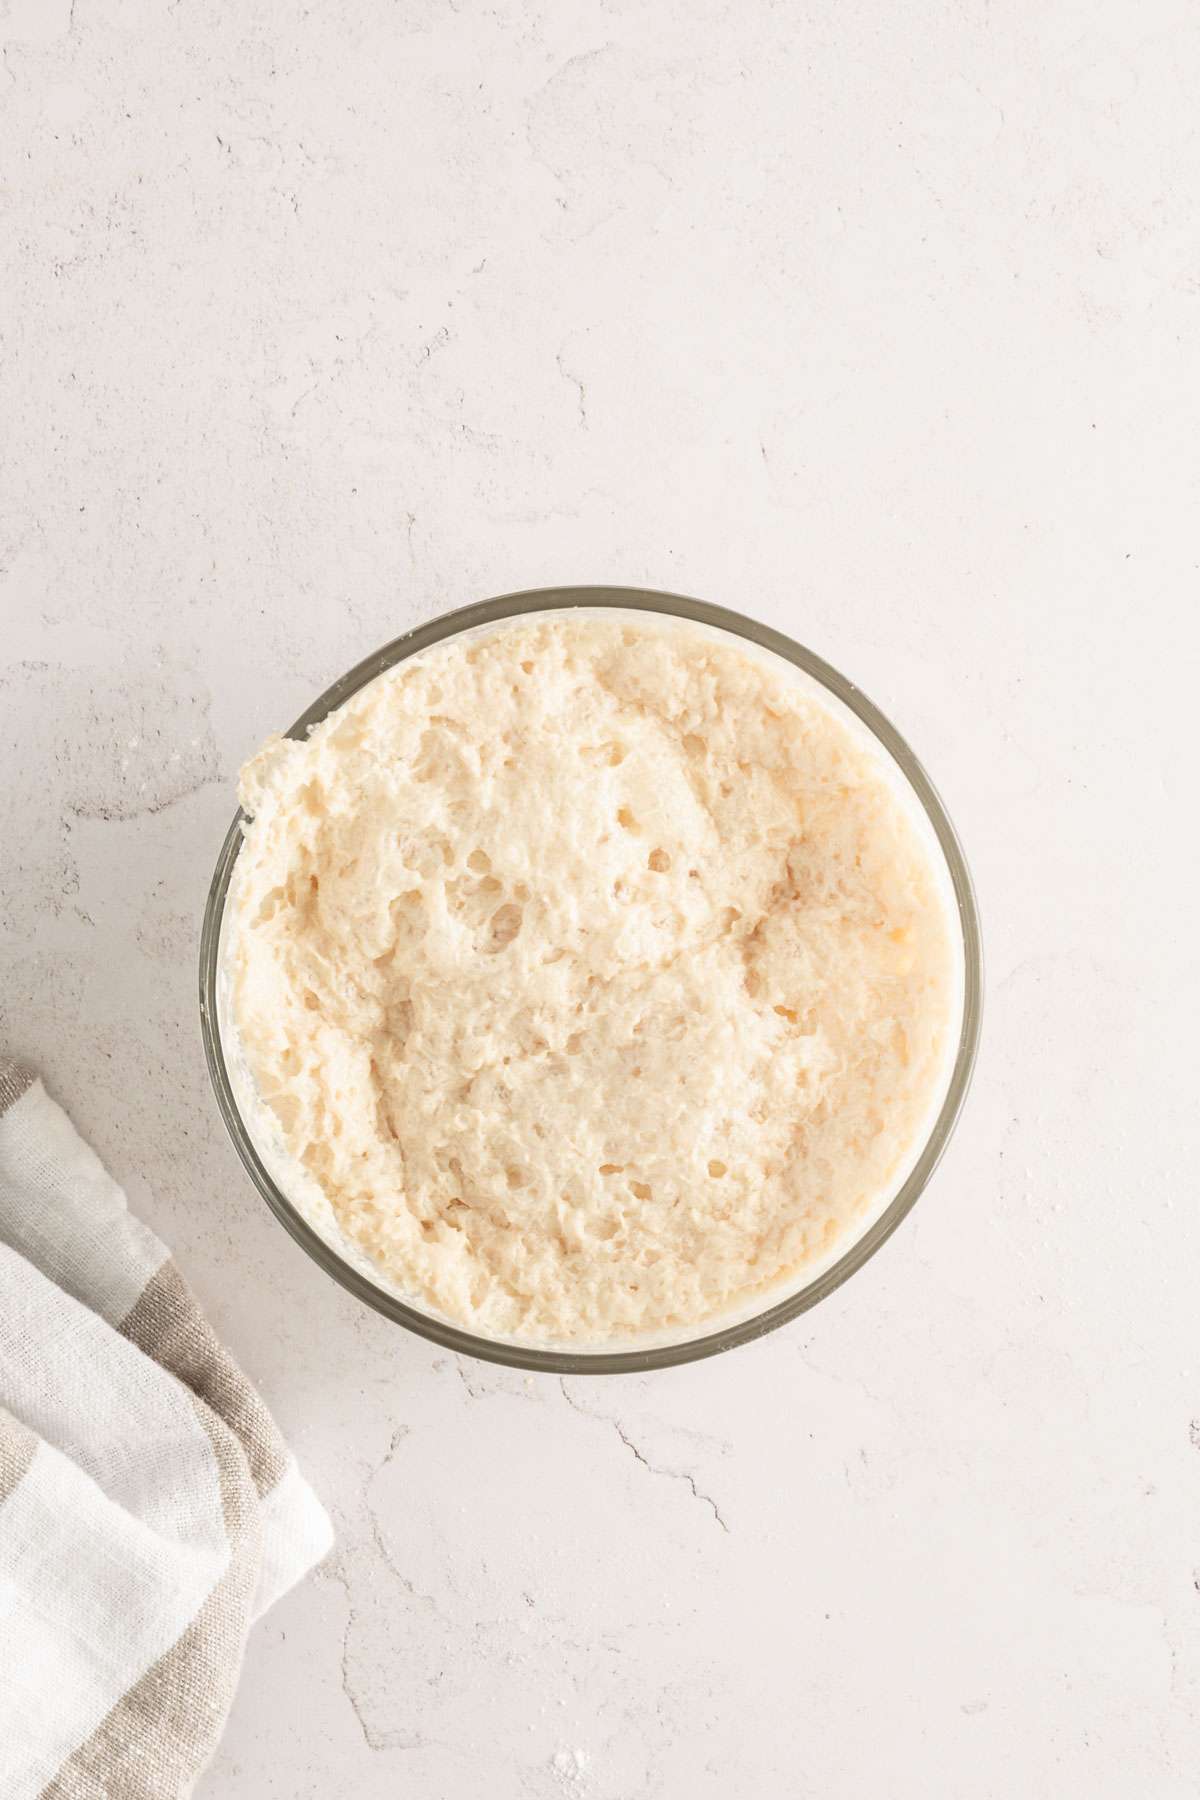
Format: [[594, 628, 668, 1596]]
[[2, 1, 1198, 1794]]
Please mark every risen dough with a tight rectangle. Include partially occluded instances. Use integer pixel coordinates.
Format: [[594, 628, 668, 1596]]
[[229, 612, 956, 1343]]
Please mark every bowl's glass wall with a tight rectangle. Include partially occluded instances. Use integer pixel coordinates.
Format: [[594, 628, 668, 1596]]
[[199, 586, 982, 1374]]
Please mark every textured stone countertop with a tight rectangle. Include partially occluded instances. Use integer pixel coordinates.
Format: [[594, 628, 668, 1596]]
[[2, 2, 1197, 1795]]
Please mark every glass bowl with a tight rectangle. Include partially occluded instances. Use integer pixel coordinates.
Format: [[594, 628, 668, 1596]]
[[199, 585, 982, 1373]]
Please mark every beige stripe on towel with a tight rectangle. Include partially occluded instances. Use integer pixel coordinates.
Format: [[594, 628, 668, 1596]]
[[43, 1396, 262, 1800], [0, 1060, 34, 1117], [121, 1260, 289, 1498]]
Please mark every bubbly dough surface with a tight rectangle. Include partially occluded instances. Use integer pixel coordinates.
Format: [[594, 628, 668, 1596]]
[[229, 612, 956, 1343]]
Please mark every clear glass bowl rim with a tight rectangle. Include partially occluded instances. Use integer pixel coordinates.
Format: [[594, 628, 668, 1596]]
[[199, 584, 983, 1374]]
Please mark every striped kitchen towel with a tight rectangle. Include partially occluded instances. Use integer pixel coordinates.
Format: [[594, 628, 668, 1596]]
[[0, 1059, 333, 1799]]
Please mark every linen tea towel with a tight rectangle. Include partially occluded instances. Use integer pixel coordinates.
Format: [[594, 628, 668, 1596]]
[[0, 1059, 332, 1799]]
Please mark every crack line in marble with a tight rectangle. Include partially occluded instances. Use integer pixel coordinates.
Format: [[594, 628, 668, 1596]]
[[557, 1377, 730, 1532], [555, 347, 588, 428]]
